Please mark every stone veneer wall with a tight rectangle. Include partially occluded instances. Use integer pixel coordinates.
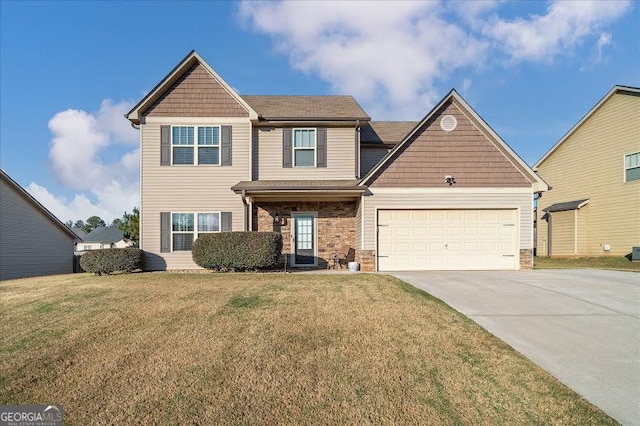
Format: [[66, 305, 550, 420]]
[[255, 201, 357, 269], [355, 250, 376, 272], [520, 249, 533, 270]]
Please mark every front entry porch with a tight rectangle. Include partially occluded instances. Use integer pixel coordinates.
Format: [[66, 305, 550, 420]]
[[255, 201, 357, 269]]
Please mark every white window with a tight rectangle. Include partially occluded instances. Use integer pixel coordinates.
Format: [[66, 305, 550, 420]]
[[171, 212, 220, 251], [293, 129, 316, 167], [83, 245, 91, 251], [625, 152, 640, 182], [171, 126, 220, 165]]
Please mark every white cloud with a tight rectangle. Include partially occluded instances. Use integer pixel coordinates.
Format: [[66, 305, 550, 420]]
[[239, 0, 631, 118], [239, 0, 487, 119], [30, 100, 139, 223], [482, 0, 630, 63], [26, 182, 116, 223]]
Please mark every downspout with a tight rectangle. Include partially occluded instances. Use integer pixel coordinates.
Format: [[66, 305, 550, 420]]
[[355, 121, 361, 179], [574, 209, 578, 255], [241, 190, 249, 231], [547, 213, 552, 257]]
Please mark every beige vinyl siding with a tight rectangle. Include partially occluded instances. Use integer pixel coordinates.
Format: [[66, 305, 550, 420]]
[[549, 210, 576, 255], [360, 147, 389, 177], [361, 189, 533, 256], [1, 179, 74, 280], [140, 120, 251, 270], [255, 127, 357, 180], [536, 92, 640, 256]]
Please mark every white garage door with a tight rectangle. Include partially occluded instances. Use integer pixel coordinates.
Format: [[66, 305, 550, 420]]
[[377, 209, 517, 271]]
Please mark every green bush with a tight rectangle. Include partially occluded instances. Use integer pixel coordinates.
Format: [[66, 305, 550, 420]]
[[192, 232, 283, 272], [80, 248, 145, 275]]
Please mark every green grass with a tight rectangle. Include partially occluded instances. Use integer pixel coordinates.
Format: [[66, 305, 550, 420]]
[[0, 273, 616, 425], [534, 255, 640, 271]]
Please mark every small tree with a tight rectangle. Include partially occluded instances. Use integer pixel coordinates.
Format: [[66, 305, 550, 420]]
[[112, 218, 123, 227], [119, 207, 139, 242], [65, 220, 73, 228], [74, 220, 85, 229]]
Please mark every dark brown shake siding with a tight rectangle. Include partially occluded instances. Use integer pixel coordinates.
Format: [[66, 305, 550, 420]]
[[368, 100, 531, 187]]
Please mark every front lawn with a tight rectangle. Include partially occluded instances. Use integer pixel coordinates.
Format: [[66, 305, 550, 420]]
[[0, 273, 615, 425], [534, 255, 640, 271]]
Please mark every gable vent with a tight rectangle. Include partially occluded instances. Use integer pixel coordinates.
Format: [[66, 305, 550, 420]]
[[440, 115, 457, 132]]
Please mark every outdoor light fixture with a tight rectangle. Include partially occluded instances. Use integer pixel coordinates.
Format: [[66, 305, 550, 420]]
[[274, 212, 280, 225], [445, 175, 456, 186]]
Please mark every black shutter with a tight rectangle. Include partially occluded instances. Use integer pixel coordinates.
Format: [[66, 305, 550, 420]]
[[282, 128, 292, 168], [160, 125, 171, 166], [221, 212, 232, 232], [317, 128, 327, 167], [221, 125, 232, 166], [160, 212, 171, 252]]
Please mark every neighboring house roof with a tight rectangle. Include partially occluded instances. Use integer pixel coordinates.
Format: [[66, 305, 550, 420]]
[[83, 226, 126, 243], [360, 121, 418, 145], [360, 90, 549, 193], [0, 169, 77, 240], [232, 179, 364, 193], [543, 199, 590, 213], [71, 227, 87, 240], [242, 95, 370, 122], [534, 85, 640, 170], [126, 50, 259, 123]]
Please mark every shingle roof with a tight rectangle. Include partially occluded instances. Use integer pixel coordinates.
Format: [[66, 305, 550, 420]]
[[543, 199, 590, 212], [83, 226, 126, 243], [360, 121, 418, 144], [232, 179, 364, 192], [71, 227, 87, 240], [241, 95, 370, 121]]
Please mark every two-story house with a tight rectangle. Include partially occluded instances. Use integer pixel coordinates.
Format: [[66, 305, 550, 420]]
[[126, 51, 547, 272], [534, 86, 640, 257]]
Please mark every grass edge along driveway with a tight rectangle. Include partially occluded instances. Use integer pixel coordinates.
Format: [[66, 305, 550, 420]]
[[0, 273, 617, 425]]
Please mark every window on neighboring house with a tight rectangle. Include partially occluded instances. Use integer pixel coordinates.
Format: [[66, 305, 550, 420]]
[[293, 129, 316, 167], [171, 212, 220, 251], [83, 245, 91, 251], [171, 126, 220, 165], [625, 152, 640, 182]]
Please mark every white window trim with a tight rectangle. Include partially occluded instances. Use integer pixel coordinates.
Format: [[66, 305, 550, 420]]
[[292, 128, 317, 167], [624, 152, 640, 183], [171, 211, 221, 252], [170, 125, 221, 166]]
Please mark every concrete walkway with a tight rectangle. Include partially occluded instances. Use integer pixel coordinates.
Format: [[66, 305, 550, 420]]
[[391, 269, 640, 426]]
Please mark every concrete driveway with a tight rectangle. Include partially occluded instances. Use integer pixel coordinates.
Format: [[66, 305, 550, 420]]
[[392, 269, 640, 426]]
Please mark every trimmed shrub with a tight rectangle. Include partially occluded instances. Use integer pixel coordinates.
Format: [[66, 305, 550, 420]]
[[192, 232, 283, 272], [80, 248, 145, 275]]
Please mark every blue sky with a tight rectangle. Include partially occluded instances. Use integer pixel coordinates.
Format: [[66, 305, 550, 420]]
[[1, 0, 638, 223]]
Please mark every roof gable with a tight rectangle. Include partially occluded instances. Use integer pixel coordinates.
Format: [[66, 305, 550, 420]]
[[0, 170, 77, 240], [126, 51, 258, 123], [361, 90, 547, 191], [534, 85, 640, 170]]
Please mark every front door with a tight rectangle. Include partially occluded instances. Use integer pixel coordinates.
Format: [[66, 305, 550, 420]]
[[293, 213, 316, 266]]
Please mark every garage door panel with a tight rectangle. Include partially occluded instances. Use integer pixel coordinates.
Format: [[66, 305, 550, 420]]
[[378, 209, 517, 271]]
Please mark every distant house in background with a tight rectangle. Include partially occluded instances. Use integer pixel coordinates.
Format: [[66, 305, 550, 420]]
[[0, 170, 77, 280], [534, 85, 640, 257], [76, 226, 134, 254]]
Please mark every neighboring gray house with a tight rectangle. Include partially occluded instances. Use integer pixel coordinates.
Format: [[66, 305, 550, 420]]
[[0, 170, 77, 280], [77, 226, 134, 253]]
